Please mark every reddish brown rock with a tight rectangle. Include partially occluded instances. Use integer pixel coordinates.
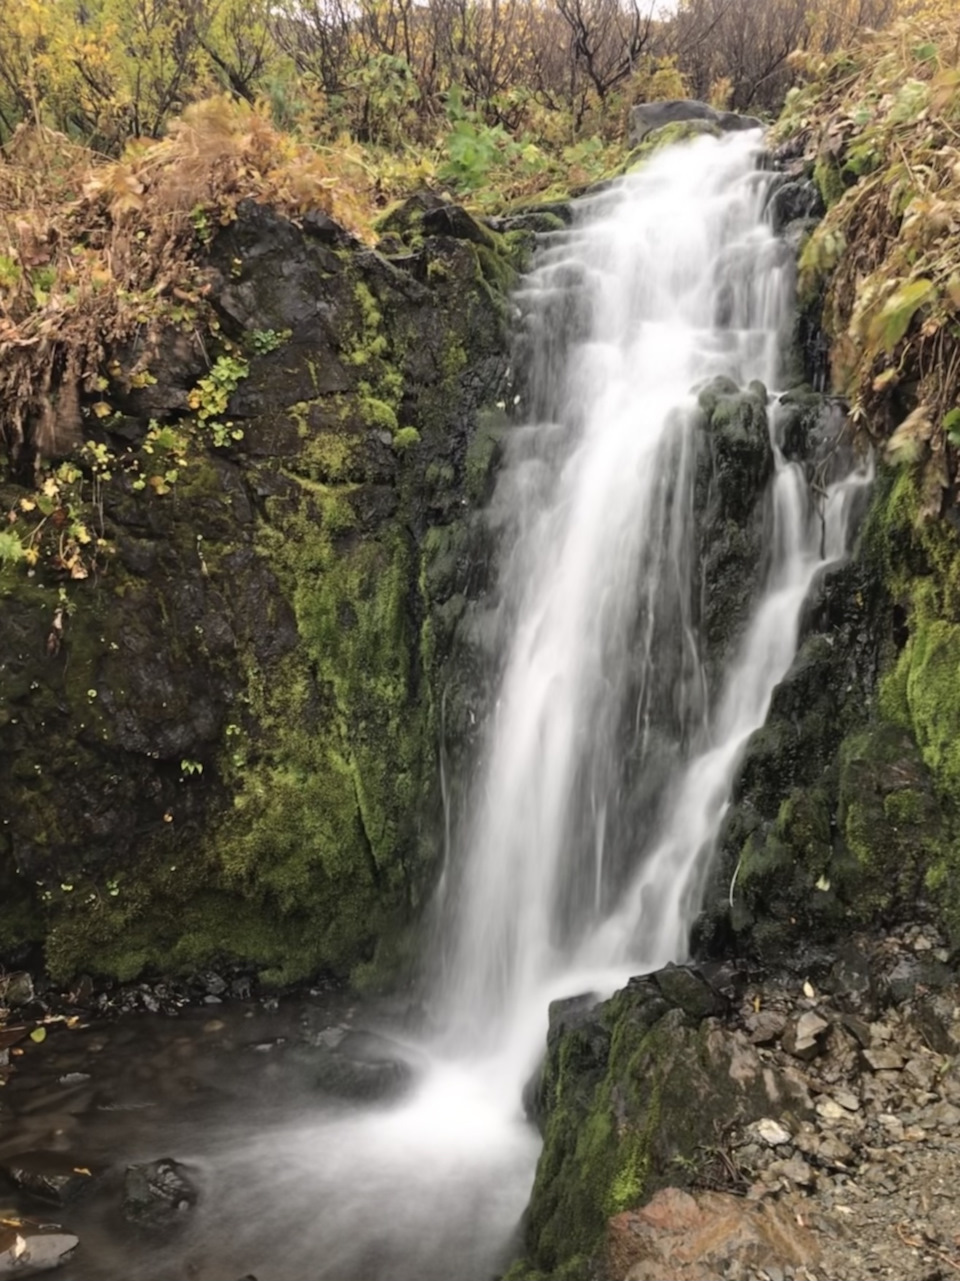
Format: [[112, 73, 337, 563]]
[[603, 1186, 820, 1281]]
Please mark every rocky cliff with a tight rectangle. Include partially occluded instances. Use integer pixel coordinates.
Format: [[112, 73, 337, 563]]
[[0, 194, 529, 987]]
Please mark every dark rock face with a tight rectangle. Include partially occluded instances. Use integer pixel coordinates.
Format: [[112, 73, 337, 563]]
[[627, 100, 763, 148], [694, 379, 774, 688], [0, 198, 528, 985], [767, 177, 825, 234]]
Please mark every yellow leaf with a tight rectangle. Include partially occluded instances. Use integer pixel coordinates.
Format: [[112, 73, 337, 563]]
[[92, 401, 111, 418], [29, 1027, 46, 1043]]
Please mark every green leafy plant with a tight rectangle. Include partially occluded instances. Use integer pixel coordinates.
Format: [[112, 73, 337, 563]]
[[246, 328, 291, 355], [188, 353, 249, 446]]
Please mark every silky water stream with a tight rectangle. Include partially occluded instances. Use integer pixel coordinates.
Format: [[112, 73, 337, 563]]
[[1, 131, 870, 1280]]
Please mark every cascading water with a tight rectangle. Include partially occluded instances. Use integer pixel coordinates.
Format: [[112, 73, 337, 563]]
[[80, 131, 869, 1281], [437, 130, 868, 1070]]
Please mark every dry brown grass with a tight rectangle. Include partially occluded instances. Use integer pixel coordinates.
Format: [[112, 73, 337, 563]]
[[0, 96, 375, 466]]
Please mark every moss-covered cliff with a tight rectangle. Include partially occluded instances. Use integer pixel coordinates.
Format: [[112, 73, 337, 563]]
[[0, 195, 528, 986]]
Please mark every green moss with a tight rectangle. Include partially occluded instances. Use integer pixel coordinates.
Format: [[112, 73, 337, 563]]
[[813, 154, 846, 207], [465, 408, 507, 503], [467, 235, 519, 312], [520, 987, 783, 1278], [392, 427, 421, 451], [359, 396, 399, 434]]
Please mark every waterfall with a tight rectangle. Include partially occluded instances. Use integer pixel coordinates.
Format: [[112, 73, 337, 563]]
[[437, 130, 869, 1063], [177, 131, 870, 1281]]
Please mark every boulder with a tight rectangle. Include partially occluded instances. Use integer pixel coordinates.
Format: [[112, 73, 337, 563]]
[[603, 1187, 819, 1281], [627, 100, 762, 149], [518, 980, 812, 1276], [781, 1011, 829, 1061]]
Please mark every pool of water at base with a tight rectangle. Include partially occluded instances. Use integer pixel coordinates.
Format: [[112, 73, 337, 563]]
[[0, 993, 541, 1281]]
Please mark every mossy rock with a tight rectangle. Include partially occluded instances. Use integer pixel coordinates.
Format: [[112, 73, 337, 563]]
[[0, 198, 520, 985], [517, 974, 809, 1278]]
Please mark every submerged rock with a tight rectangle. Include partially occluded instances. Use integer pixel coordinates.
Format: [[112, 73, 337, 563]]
[[311, 1029, 418, 1102], [122, 1158, 198, 1227]]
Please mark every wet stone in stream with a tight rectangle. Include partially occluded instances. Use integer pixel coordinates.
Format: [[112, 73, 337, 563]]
[[309, 1029, 420, 1102], [122, 1158, 199, 1227], [1, 1152, 99, 1205]]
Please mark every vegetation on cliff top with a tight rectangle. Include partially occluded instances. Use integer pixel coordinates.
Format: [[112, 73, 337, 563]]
[[779, 1, 960, 515]]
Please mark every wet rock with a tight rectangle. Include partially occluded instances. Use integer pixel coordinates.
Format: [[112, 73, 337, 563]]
[[603, 1186, 820, 1281], [627, 100, 762, 147], [312, 1030, 417, 1102], [654, 964, 727, 1020], [546, 991, 603, 1039], [0, 1227, 78, 1277], [1, 1153, 98, 1206], [122, 1158, 198, 1227], [767, 178, 825, 234], [782, 1011, 829, 1061], [884, 955, 953, 1003], [422, 204, 495, 246]]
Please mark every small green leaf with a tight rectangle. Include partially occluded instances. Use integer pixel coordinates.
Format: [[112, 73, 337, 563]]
[[30, 1027, 47, 1044], [0, 529, 24, 565]]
